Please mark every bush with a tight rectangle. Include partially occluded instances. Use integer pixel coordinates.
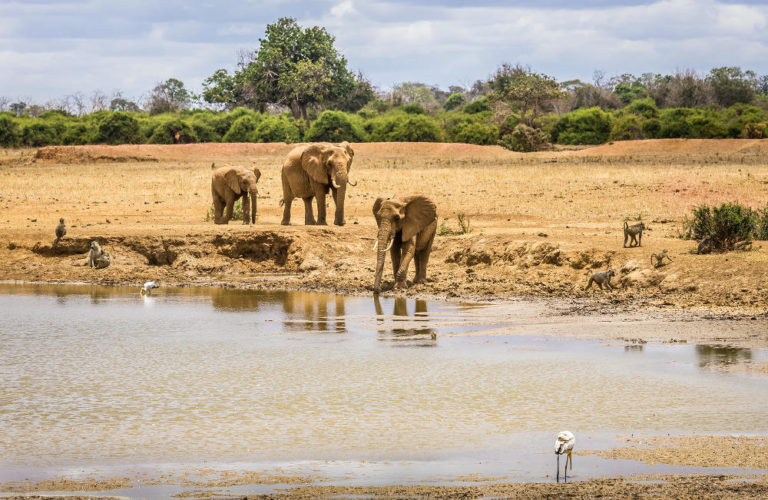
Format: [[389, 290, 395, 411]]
[[687, 112, 727, 138], [251, 116, 302, 143], [22, 121, 59, 146], [400, 103, 426, 115], [448, 121, 499, 145], [223, 115, 261, 142], [464, 97, 489, 114], [388, 114, 442, 142], [659, 108, 693, 138], [551, 107, 611, 144], [62, 123, 97, 145], [641, 118, 662, 138], [443, 93, 466, 111], [684, 202, 756, 251], [190, 120, 220, 143], [148, 118, 197, 144], [625, 98, 659, 119], [610, 115, 643, 141], [756, 204, 768, 240], [498, 124, 550, 152], [304, 110, 365, 142], [97, 112, 141, 144], [0, 116, 21, 147]]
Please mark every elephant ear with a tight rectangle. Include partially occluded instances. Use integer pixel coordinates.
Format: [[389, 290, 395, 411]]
[[301, 144, 331, 184], [224, 168, 242, 195], [401, 195, 437, 242], [339, 141, 354, 167], [252, 167, 261, 183], [372, 197, 385, 227]]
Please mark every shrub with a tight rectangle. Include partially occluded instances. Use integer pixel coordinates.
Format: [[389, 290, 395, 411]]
[[190, 120, 220, 143], [97, 112, 141, 144], [387, 114, 442, 142], [400, 103, 425, 115], [499, 124, 550, 152], [443, 93, 466, 111], [62, 123, 97, 145], [610, 115, 643, 141], [641, 118, 662, 138], [223, 115, 261, 142], [687, 112, 727, 138], [625, 98, 659, 119], [304, 110, 365, 142], [659, 108, 693, 138], [0, 116, 21, 147], [684, 202, 756, 251], [464, 96, 489, 114], [148, 118, 197, 144], [448, 121, 499, 145], [251, 116, 302, 143], [551, 107, 611, 144], [22, 121, 59, 146]]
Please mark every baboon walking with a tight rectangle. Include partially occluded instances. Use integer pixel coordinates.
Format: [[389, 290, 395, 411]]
[[623, 221, 646, 248], [651, 249, 673, 268], [585, 269, 616, 290]]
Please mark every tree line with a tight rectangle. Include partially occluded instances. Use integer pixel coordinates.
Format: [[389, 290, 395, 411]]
[[1, 17, 767, 150]]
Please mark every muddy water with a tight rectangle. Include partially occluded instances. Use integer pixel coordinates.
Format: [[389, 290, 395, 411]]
[[1, 283, 767, 487]]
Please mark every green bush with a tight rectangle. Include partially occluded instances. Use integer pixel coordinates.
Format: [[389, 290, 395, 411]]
[[659, 108, 693, 138], [498, 124, 550, 152], [443, 93, 466, 111], [251, 116, 302, 143], [97, 112, 141, 144], [190, 120, 220, 143], [641, 118, 662, 138], [62, 123, 97, 145], [223, 115, 261, 142], [610, 115, 643, 141], [304, 110, 365, 142], [464, 97, 489, 114], [148, 118, 197, 144], [401, 104, 425, 115], [388, 114, 442, 142], [685, 202, 756, 251], [687, 111, 728, 138], [22, 121, 59, 146], [551, 107, 611, 144], [0, 116, 21, 147], [625, 98, 659, 119], [447, 121, 499, 145]]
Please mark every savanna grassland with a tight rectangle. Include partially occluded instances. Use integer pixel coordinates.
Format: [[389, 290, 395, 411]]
[[2, 139, 768, 323]]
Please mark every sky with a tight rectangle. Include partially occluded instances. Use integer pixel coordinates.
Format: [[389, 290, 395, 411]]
[[1, 0, 767, 104]]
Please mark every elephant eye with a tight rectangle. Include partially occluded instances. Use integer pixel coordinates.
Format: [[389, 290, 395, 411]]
[[393, 214, 400, 221]]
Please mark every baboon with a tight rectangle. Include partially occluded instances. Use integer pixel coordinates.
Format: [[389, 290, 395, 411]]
[[623, 221, 646, 248], [651, 249, 673, 268], [586, 269, 616, 290], [54, 218, 66, 244], [697, 237, 713, 255], [88, 241, 111, 269]]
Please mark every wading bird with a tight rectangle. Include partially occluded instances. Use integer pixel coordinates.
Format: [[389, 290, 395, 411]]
[[555, 430, 575, 482], [140, 281, 159, 296]]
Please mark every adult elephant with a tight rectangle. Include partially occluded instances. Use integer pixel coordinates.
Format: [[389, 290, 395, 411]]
[[280, 142, 356, 226], [211, 165, 261, 224], [372, 195, 438, 294]]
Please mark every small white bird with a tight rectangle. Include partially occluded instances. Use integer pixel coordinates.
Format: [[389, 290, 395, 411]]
[[554, 430, 575, 482], [140, 281, 159, 296]]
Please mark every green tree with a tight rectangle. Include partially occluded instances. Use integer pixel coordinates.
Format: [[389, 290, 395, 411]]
[[707, 66, 757, 107], [236, 17, 355, 127], [488, 64, 563, 127], [202, 69, 240, 110], [147, 78, 192, 115], [109, 98, 141, 112]]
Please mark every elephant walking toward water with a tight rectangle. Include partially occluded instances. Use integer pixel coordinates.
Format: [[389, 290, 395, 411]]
[[372, 195, 438, 294], [211, 165, 261, 224], [280, 142, 355, 226]]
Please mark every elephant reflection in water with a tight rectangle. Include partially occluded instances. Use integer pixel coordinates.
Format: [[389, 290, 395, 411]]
[[282, 291, 346, 333], [373, 295, 435, 341], [695, 345, 752, 369]]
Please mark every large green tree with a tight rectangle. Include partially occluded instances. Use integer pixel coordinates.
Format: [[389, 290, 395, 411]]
[[488, 64, 563, 127], [147, 78, 192, 114], [235, 17, 355, 127]]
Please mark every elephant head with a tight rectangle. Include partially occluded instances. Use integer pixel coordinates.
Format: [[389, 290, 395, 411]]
[[301, 142, 355, 225], [372, 195, 437, 293], [225, 166, 261, 224]]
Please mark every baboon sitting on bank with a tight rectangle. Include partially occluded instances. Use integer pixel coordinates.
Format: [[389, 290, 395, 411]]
[[88, 241, 111, 269]]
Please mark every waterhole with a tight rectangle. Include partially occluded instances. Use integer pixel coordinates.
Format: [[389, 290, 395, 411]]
[[1, 283, 766, 491]]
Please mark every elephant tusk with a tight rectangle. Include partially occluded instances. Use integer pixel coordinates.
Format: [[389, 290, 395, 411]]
[[347, 179, 357, 186], [372, 240, 378, 251], [384, 239, 394, 252], [331, 179, 341, 189]]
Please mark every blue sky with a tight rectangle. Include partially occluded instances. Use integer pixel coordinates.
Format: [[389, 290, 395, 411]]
[[1, 0, 767, 104]]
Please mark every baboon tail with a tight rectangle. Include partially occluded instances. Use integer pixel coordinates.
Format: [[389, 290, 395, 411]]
[[624, 221, 628, 229]]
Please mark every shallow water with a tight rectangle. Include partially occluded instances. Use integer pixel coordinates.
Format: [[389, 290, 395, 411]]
[[1, 283, 767, 490]]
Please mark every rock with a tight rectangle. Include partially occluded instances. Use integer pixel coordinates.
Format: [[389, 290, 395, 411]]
[[299, 254, 323, 272]]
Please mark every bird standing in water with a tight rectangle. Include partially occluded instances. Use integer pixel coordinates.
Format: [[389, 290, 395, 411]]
[[555, 430, 575, 482], [140, 281, 159, 296]]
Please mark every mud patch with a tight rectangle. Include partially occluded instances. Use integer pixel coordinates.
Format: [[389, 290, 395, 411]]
[[35, 146, 159, 164], [213, 232, 297, 266]]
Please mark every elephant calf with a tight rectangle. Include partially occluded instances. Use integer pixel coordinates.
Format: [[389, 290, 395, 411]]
[[211, 165, 261, 224], [372, 195, 438, 294]]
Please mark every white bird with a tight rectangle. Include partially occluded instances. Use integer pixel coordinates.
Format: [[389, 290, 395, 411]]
[[554, 430, 575, 482], [140, 281, 159, 296]]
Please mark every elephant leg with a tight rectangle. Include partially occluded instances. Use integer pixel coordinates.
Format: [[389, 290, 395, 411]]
[[314, 186, 328, 225], [414, 228, 436, 284], [212, 191, 226, 224], [302, 197, 316, 225], [395, 239, 416, 288], [224, 199, 235, 223], [390, 240, 402, 286]]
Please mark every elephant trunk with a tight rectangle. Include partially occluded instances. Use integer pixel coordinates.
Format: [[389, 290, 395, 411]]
[[373, 220, 393, 294], [250, 189, 258, 224], [241, 193, 250, 224], [333, 176, 347, 226]]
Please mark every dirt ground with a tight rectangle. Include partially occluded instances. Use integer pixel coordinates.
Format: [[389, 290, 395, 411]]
[[2, 139, 768, 493]]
